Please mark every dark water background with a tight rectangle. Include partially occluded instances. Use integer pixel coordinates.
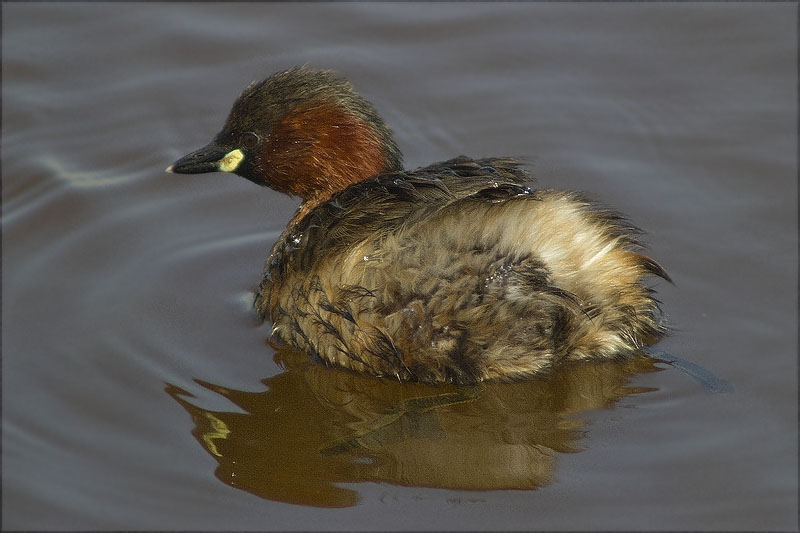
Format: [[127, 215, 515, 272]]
[[2, 3, 797, 530]]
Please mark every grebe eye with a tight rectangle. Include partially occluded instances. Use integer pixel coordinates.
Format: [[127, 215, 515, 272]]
[[241, 132, 259, 149]]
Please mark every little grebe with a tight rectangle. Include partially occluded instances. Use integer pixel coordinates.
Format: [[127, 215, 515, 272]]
[[168, 66, 669, 384]]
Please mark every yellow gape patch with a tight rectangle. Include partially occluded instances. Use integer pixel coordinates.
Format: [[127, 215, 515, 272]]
[[219, 149, 244, 172]]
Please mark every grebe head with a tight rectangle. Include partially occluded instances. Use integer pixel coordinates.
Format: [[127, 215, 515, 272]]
[[167, 66, 403, 204]]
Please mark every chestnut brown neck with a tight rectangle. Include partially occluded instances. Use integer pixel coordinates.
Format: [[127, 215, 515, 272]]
[[258, 103, 399, 211]]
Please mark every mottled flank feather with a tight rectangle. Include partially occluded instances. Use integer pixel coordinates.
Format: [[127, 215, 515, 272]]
[[257, 157, 668, 384]]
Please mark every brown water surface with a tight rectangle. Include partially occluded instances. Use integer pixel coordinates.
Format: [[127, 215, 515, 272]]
[[2, 3, 797, 530], [168, 349, 659, 508]]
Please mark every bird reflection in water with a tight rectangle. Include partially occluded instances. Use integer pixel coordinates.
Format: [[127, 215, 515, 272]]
[[166, 348, 660, 508]]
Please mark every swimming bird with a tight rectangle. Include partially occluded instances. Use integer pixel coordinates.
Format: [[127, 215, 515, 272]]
[[168, 66, 669, 384]]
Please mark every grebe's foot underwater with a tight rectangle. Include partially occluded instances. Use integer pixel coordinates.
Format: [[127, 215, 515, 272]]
[[319, 387, 483, 456], [169, 66, 671, 384], [648, 350, 733, 393]]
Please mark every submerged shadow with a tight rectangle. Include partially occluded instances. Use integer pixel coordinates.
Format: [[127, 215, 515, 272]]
[[166, 349, 661, 508]]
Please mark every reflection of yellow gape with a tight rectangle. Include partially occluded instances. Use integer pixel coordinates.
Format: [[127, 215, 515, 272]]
[[167, 349, 659, 508]]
